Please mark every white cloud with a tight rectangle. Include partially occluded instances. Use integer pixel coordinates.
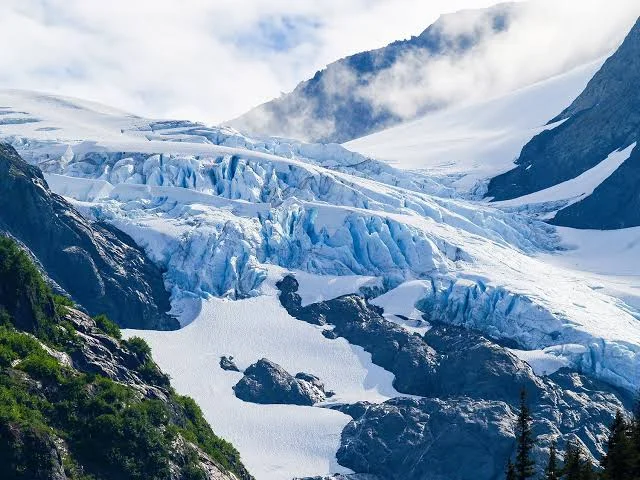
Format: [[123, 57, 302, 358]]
[[0, 0, 636, 126], [0, 0, 513, 123], [357, 0, 640, 120]]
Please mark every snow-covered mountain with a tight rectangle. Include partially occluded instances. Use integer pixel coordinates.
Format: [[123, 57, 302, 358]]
[[229, 3, 518, 143], [1, 72, 640, 477], [488, 17, 640, 229], [4, 11, 640, 476], [346, 59, 603, 194]]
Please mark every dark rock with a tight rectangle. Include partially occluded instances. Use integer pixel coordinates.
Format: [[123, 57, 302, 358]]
[[277, 276, 438, 396], [338, 397, 516, 480], [0, 144, 177, 329], [487, 18, 640, 229], [278, 275, 630, 477], [423, 325, 545, 405], [550, 145, 640, 229], [322, 329, 339, 340], [337, 369, 628, 480], [220, 356, 241, 372], [64, 308, 167, 399], [233, 359, 328, 406]]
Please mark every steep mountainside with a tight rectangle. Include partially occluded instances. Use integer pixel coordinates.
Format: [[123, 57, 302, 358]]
[[487, 18, 640, 228], [0, 144, 177, 330], [229, 3, 515, 143], [0, 237, 251, 480]]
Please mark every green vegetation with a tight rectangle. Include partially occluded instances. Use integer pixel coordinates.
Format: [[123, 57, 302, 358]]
[[124, 335, 152, 359], [93, 314, 121, 339], [0, 236, 252, 480]]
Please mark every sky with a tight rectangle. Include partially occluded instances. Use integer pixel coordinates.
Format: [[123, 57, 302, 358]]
[[0, 0, 517, 123], [0, 0, 638, 125]]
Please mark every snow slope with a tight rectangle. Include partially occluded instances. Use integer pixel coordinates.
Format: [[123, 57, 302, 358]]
[[124, 294, 402, 479], [3, 88, 640, 476], [542, 227, 640, 313], [346, 60, 603, 193]]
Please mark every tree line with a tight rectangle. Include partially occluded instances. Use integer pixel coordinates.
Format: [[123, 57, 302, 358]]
[[507, 390, 640, 480]]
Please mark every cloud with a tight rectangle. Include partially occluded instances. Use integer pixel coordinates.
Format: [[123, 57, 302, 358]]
[[356, 0, 640, 120], [0, 0, 637, 128], [0, 0, 511, 124]]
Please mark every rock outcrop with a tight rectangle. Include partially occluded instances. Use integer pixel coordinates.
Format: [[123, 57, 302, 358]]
[[278, 275, 630, 478], [0, 143, 177, 330], [220, 356, 241, 372], [277, 275, 438, 396], [233, 358, 329, 406]]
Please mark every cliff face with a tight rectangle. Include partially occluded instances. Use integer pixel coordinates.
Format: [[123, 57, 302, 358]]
[[0, 143, 178, 330], [0, 236, 252, 480], [487, 18, 640, 228]]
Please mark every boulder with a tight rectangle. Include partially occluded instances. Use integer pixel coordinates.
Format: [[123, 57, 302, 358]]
[[233, 359, 328, 406]]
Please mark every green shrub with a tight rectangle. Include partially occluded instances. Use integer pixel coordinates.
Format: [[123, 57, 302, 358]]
[[53, 295, 75, 318], [94, 314, 121, 340], [137, 360, 171, 389], [0, 237, 53, 330], [172, 394, 246, 474], [17, 351, 64, 383], [0, 237, 252, 480], [124, 336, 152, 360]]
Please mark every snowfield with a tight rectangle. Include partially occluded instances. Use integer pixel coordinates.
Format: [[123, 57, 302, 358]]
[[346, 60, 604, 194], [2, 82, 640, 477], [124, 294, 402, 479]]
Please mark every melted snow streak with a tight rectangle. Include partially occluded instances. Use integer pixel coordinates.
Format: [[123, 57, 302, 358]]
[[2, 89, 640, 395]]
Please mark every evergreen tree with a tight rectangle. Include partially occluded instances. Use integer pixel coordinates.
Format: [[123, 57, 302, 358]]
[[506, 459, 517, 480], [515, 389, 536, 480], [561, 441, 598, 480], [544, 440, 559, 480], [601, 410, 632, 480], [630, 399, 640, 478], [561, 442, 585, 480], [580, 462, 597, 480]]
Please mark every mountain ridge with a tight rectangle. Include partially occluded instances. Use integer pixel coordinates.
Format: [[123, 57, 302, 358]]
[[229, 3, 516, 143]]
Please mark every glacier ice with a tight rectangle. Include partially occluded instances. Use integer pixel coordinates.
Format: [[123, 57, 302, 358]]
[[1, 88, 640, 396]]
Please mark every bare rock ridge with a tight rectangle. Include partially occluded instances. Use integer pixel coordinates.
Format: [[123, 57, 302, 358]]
[[229, 3, 516, 143], [0, 143, 177, 330]]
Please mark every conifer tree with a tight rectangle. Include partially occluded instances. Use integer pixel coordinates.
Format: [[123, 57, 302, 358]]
[[562, 442, 585, 480], [630, 399, 640, 478], [515, 389, 536, 480], [506, 459, 517, 480], [544, 440, 559, 480], [601, 410, 632, 480], [580, 461, 597, 480]]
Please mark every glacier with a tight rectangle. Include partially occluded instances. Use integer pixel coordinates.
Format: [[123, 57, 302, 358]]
[[30, 138, 640, 393], [0, 88, 639, 392], [2, 87, 640, 477]]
